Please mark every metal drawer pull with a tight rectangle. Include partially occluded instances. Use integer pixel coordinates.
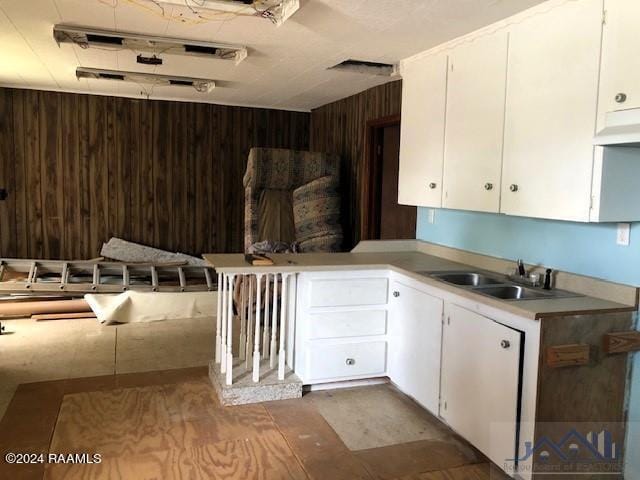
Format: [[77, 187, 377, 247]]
[[509, 184, 518, 192], [501, 340, 511, 349], [345, 358, 356, 366], [428, 182, 437, 189], [484, 182, 493, 191], [393, 291, 400, 297]]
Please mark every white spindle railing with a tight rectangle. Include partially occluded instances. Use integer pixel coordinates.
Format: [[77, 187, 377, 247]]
[[215, 271, 296, 386]]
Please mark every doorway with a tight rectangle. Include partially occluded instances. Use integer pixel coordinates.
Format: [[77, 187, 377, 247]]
[[361, 115, 417, 240]]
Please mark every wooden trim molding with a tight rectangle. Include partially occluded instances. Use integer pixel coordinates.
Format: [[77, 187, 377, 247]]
[[603, 331, 640, 354]]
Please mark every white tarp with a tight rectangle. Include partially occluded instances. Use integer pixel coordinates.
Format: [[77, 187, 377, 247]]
[[85, 291, 216, 325]]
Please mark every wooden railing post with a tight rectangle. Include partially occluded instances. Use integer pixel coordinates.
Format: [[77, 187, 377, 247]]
[[215, 272, 222, 364], [225, 274, 235, 386], [245, 277, 254, 370], [253, 274, 263, 382], [263, 274, 271, 359], [278, 273, 289, 380], [239, 276, 247, 360], [220, 273, 228, 374], [270, 273, 279, 369]]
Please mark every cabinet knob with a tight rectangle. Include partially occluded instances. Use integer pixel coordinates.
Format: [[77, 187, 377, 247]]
[[501, 340, 511, 349], [428, 182, 437, 189], [615, 93, 627, 103], [509, 184, 519, 192], [345, 358, 356, 366], [484, 182, 493, 191], [393, 291, 400, 297]]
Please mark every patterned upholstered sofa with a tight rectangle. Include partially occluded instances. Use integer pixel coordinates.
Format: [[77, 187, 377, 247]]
[[243, 148, 343, 253]]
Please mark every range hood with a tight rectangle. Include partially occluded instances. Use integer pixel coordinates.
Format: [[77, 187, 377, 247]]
[[594, 108, 640, 147]]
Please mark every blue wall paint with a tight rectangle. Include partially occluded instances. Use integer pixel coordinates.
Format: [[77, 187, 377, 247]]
[[416, 208, 640, 477]]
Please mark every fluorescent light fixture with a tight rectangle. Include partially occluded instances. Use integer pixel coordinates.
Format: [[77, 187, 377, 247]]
[[159, 0, 300, 26], [329, 59, 400, 77], [76, 67, 216, 93], [55, 25, 248, 65]]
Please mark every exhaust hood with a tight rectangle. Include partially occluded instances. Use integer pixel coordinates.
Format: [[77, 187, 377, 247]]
[[594, 108, 640, 147]]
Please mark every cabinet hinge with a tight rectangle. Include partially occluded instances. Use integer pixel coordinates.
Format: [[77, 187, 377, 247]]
[[589, 195, 594, 211], [602, 9, 607, 26], [444, 401, 447, 410], [447, 316, 450, 325]]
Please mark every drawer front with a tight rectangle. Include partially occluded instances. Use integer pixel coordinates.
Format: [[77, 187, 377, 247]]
[[307, 341, 387, 381], [309, 310, 387, 339], [309, 278, 388, 307]]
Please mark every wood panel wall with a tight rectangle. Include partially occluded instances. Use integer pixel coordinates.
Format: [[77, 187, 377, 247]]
[[309, 80, 403, 248], [0, 88, 309, 260]]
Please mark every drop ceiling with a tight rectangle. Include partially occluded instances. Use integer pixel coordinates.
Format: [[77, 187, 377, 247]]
[[0, 0, 546, 111]]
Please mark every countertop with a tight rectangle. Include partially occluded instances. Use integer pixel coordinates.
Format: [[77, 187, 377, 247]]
[[203, 251, 637, 320]]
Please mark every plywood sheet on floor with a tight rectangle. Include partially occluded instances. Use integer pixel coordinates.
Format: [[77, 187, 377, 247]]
[[114, 316, 214, 374], [354, 439, 484, 480], [306, 384, 453, 450], [2, 371, 497, 480], [396, 463, 506, 480]]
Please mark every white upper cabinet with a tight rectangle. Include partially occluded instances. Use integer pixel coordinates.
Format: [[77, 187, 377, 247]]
[[500, 0, 603, 222], [443, 31, 508, 213], [398, 54, 448, 208], [598, 0, 640, 119]]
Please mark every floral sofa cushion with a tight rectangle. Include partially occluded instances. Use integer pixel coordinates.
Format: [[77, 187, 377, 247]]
[[293, 176, 343, 252]]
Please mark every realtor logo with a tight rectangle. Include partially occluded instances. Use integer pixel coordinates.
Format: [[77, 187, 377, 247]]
[[512, 429, 618, 463], [505, 428, 622, 476]]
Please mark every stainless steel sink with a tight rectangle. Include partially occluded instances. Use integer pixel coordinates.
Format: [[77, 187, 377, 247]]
[[473, 285, 551, 300], [421, 270, 582, 301], [429, 272, 504, 287]]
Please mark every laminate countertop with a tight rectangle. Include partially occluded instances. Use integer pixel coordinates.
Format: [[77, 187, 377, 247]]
[[203, 251, 637, 320]]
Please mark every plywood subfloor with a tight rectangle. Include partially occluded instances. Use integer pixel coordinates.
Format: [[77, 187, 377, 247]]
[[0, 369, 508, 480], [0, 316, 215, 419]]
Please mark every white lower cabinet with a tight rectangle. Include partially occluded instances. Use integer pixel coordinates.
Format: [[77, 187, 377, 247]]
[[440, 303, 523, 469], [388, 281, 443, 415], [294, 270, 390, 384], [294, 271, 525, 477], [307, 341, 387, 382]]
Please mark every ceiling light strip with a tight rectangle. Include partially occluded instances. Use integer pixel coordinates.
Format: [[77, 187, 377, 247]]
[[55, 25, 248, 65], [76, 67, 216, 93]]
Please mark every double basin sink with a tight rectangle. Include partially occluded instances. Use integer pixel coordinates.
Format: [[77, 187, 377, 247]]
[[422, 271, 580, 301]]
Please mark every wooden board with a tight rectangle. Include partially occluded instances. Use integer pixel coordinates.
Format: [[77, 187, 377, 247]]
[[603, 331, 640, 354], [546, 344, 590, 368], [0, 87, 310, 259]]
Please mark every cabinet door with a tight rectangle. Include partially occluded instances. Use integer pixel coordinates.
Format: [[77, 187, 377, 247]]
[[440, 304, 522, 468], [501, 0, 603, 221], [388, 281, 443, 415], [398, 54, 448, 208], [598, 0, 640, 121], [443, 31, 508, 213]]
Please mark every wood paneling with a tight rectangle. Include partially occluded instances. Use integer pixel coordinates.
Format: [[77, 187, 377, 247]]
[[310, 80, 403, 248], [0, 88, 309, 259]]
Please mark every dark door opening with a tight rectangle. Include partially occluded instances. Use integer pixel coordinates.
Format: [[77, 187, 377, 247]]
[[361, 116, 417, 240]]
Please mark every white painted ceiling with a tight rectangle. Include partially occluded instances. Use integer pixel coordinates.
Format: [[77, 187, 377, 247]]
[[0, 0, 546, 111]]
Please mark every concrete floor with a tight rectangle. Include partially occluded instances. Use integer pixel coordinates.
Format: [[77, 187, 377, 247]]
[[0, 315, 215, 420]]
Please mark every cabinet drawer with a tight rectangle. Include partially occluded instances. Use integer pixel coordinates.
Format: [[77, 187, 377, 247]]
[[309, 278, 388, 307], [307, 341, 387, 381], [309, 310, 387, 339]]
